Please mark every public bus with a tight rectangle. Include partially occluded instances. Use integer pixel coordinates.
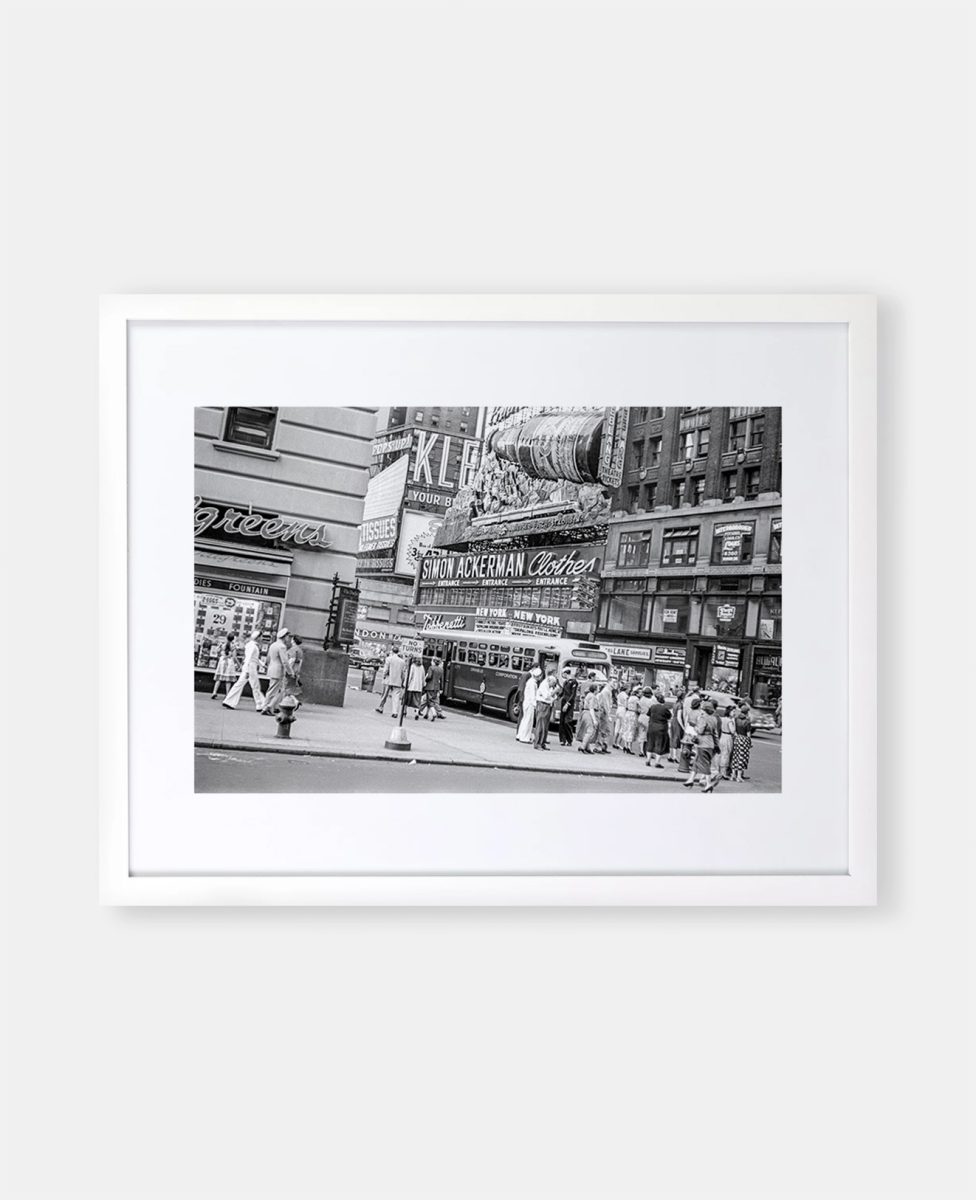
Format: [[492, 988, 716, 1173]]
[[420, 629, 612, 722]]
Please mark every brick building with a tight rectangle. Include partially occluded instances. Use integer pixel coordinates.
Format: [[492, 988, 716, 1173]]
[[596, 406, 782, 707]]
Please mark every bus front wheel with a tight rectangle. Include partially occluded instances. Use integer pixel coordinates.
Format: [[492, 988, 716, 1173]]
[[506, 691, 521, 724]]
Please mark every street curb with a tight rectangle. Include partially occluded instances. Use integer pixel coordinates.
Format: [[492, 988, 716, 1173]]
[[194, 739, 688, 784]]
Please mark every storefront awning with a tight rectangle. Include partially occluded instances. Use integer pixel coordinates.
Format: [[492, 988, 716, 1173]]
[[194, 546, 292, 597]]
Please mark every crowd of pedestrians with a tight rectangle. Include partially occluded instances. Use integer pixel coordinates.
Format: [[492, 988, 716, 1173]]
[[213, 627, 305, 716], [374, 644, 447, 721], [512, 669, 755, 790]]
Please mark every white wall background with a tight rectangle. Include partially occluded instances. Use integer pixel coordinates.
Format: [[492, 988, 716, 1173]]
[[3, 1, 972, 1197]]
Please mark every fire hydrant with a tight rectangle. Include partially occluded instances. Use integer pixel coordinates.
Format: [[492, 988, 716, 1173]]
[[274, 695, 299, 738]]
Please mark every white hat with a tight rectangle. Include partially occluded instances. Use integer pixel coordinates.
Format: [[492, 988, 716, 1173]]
[[277, 627, 290, 638]]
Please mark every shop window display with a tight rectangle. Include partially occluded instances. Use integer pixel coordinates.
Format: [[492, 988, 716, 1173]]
[[194, 589, 282, 674]]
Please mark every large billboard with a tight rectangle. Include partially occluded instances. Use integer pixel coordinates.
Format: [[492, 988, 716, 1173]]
[[357, 453, 409, 570], [394, 509, 443, 578], [434, 406, 629, 547]]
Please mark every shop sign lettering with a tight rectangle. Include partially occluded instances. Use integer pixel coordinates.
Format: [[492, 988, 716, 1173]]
[[717, 603, 738, 622], [419, 546, 601, 585], [195, 498, 330, 549], [422, 613, 466, 631]]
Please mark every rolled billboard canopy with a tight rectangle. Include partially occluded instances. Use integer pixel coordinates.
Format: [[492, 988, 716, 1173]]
[[487, 412, 604, 484]]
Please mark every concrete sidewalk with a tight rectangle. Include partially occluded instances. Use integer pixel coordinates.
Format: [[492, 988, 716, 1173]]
[[195, 685, 690, 782]]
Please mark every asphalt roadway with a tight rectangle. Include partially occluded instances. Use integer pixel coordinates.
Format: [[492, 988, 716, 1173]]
[[195, 740, 782, 793]]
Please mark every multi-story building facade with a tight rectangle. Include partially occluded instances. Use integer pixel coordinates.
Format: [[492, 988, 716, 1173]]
[[193, 405, 374, 703], [354, 406, 483, 653], [597, 406, 782, 707]]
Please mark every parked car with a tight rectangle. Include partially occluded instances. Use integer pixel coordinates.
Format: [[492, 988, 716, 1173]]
[[693, 688, 777, 733]]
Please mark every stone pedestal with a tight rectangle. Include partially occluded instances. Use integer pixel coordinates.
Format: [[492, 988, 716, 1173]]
[[301, 646, 349, 707]]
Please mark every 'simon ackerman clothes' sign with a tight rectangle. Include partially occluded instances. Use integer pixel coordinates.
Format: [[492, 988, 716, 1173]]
[[419, 545, 602, 586]]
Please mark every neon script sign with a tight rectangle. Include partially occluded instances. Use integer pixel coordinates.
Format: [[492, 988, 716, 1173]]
[[194, 498, 331, 549]]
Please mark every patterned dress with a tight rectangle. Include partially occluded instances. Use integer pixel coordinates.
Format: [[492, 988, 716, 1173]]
[[731, 715, 753, 771]]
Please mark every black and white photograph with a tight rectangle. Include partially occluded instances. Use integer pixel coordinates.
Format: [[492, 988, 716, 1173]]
[[195, 403, 783, 794]]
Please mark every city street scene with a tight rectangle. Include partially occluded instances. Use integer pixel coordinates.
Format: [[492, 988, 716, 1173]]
[[195, 404, 782, 793]]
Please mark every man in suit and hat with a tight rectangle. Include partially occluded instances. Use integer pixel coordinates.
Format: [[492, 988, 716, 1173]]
[[262, 628, 294, 715]]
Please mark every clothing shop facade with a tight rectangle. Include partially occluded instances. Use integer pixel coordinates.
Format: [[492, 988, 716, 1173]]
[[193, 406, 374, 702]]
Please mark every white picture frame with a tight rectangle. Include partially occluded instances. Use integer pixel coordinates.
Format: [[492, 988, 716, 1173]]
[[100, 294, 876, 905]]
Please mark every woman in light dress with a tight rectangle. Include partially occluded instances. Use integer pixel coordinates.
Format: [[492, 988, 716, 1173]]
[[633, 687, 653, 756], [619, 686, 641, 754], [210, 636, 239, 699], [516, 667, 542, 743], [717, 705, 736, 780], [575, 683, 601, 753]]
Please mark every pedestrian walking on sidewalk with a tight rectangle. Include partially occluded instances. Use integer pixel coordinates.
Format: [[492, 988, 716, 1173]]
[[730, 704, 754, 784], [684, 700, 721, 790], [632, 687, 652, 755], [620, 686, 640, 753], [718, 705, 735, 779], [668, 690, 685, 763], [645, 692, 672, 769], [416, 657, 446, 720], [221, 630, 266, 711], [677, 695, 701, 772], [532, 669, 559, 750], [262, 629, 294, 716], [406, 657, 426, 710], [595, 680, 615, 753], [376, 645, 406, 718], [557, 667, 578, 745], [516, 667, 541, 743], [576, 683, 600, 753], [210, 636, 239, 699], [285, 636, 304, 708]]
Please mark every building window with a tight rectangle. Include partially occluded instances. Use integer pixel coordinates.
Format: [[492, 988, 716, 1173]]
[[459, 421, 468, 433], [414, 411, 425, 422], [701, 596, 747, 639], [743, 466, 761, 499], [649, 594, 691, 634], [618, 530, 652, 568], [631, 441, 646, 471], [649, 407, 664, 419], [710, 522, 755, 564], [721, 469, 738, 501], [691, 477, 706, 506], [727, 412, 764, 452], [661, 527, 699, 566], [632, 407, 647, 423], [758, 596, 783, 641], [769, 520, 782, 563], [601, 593, 648, 632], [643, 481, 657, 509], [681, 431, 696, 462], [626, 486, 640, 513], [647, 436, 662, 467], [671, 479, 687, 507], [223, 408, 278, 450]]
